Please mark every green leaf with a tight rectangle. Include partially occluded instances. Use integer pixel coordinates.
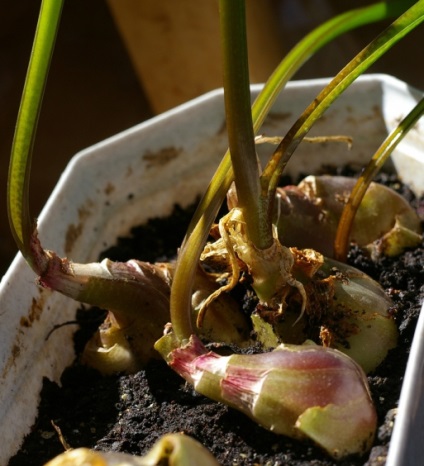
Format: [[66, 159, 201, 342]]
[[262, 1, 424, 198]]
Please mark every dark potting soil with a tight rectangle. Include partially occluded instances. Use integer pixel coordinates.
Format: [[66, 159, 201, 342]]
[[9, 172, 424, 466]]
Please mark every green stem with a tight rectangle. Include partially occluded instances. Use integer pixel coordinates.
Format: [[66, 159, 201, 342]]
[[169, 0, 413, 343], [334, 96, 424, 261], [219, 0, 271, 250], [7, 0, 64, 267]]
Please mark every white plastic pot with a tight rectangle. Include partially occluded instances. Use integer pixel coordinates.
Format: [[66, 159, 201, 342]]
[[0, 75, 422, 465]]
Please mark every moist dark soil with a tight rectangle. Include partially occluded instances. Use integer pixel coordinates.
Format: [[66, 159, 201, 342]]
[[9, 171, 424, 466]]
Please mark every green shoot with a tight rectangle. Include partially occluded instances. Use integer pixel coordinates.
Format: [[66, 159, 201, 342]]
[[219, 0, 269, 250], [334, 96, 424, 261], [7, 0, 64, 270]]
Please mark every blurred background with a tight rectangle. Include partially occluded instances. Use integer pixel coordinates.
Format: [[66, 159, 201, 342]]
[[1, 0, 422, 277]]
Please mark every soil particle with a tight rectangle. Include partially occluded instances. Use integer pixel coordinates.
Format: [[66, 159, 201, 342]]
[[9, 178, 424, 466]]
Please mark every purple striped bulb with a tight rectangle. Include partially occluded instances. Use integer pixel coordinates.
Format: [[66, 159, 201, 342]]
[[166, 335, 377, 459]]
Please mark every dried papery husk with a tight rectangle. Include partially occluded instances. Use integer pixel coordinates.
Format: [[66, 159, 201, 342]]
[[201, 207, 307, 315], [43, 434, 220, 466], [275, 175, 422, 259], [155, 334, 377, 459], [254, 134, 353, 149]]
